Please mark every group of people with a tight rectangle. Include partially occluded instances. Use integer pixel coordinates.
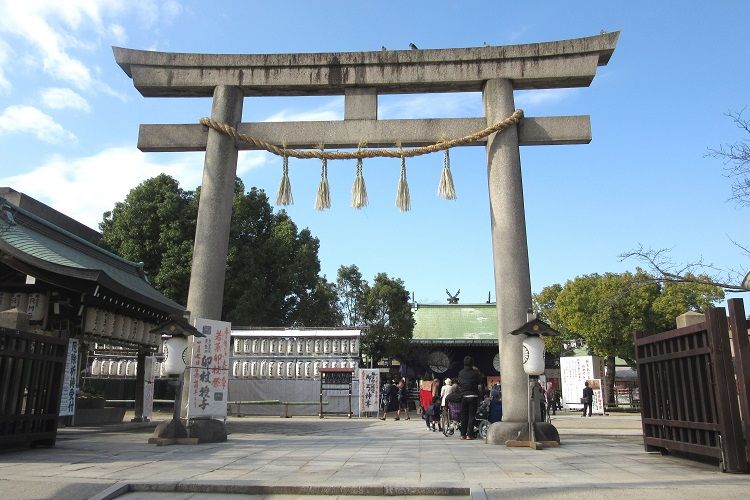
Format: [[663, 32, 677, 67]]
[[379, 358, 598, 435], [379, 356, 483, 440], [379, 377, 411, 421]]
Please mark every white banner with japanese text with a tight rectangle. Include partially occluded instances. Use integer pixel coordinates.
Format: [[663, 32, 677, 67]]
[[59, 338, 79, 416], [188, 318, 231, 418], [559, 355, 605, 414], [358, 369, 380, 413]]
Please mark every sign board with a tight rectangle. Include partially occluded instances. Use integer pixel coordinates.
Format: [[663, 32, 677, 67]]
[[587, 378, 606, 415], [560, 355, 605, 414], [142, 356, 156, 420], [188, 318, 231, 418], [59, 338, 79, 416], [358, 369, 380, 413]]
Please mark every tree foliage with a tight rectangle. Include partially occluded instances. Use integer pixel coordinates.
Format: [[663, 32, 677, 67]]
[[335, 265, 414, 364], [100, 174, 195, 304], [100, 175, 340, 327], [534, 269, 724, 402]]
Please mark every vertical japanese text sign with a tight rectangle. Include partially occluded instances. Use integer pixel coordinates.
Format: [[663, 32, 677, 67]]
[[358, 369, 380, 413], [188, 318, 231, 418], [59, 338, 79, 416]]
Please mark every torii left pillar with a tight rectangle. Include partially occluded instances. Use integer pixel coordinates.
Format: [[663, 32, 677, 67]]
[[180, 85, 243, 425]]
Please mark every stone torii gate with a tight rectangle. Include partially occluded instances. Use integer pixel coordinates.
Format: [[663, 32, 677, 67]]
[[114, 32, 618, 442]]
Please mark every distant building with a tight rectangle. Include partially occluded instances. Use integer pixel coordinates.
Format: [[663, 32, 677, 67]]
[[406, 303, 501, 381]]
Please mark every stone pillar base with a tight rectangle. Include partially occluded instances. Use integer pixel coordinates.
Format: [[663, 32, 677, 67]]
[[486, 421, 559, 445], [188, 418, 228, 443]]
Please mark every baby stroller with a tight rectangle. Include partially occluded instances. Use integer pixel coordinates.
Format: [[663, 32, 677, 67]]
[[441, 396, 491, 439]]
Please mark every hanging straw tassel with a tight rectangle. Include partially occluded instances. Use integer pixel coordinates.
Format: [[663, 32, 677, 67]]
[[438, 148, 457, 200], [314, 151, 331, 211], [275, 153, 293, 206], [395, 154, 411, 212], [351, 157, 368, 209]]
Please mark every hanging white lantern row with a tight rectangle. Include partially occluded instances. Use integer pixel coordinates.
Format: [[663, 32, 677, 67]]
[[163, 336, 189, 375], [522, 335, 545, 376]]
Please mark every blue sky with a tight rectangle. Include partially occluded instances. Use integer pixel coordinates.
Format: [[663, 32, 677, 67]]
[[0, 1, 748, 306]]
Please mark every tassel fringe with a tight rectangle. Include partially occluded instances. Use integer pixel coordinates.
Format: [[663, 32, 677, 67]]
[[395, 155, 411, 212], [275, 155, 293, 206], [351, 158, 368, 209], [314, 155, 331, 211], [438, 149, 457, 200]]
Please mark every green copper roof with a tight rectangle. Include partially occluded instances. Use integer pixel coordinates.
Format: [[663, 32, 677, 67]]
[[0, 198, 184, 316], [412, 303, 498, 341]]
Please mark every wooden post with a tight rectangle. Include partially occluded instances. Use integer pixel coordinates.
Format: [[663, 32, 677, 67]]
[[705, 307, 748, 472], [132, 349, 146, 422], [727, 298, 750, 465]]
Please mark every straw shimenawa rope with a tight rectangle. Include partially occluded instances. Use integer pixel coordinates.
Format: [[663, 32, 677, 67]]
[[199, 109, 524, 160]]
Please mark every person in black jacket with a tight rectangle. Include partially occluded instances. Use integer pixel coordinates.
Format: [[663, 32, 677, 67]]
[[581, 381, 594, 417], [457, 355, 482, 439]]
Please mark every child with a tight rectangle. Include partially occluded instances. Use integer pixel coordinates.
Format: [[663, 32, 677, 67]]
[[425, 395, 441, 431]]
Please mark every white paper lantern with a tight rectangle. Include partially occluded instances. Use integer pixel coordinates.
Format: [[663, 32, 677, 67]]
[[11, 292, 28, 312], [522, 335, 546, 376], [26, 293, 47, 322], [84, 308, 97, 334], [91, 358, 101, 376], [163, 336, 189, 375], [232, 361, 241, 377], [0, 291, 11, 312], [242, 361, 250, 378], [113, 315, 125, 339], [286, 361, 294, 378]]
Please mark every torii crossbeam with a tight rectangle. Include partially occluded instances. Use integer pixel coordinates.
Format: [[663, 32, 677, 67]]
[[114, 32, 619, 444]]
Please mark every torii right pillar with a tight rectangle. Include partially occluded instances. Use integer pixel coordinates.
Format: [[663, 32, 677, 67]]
[[484, 78, 557, 444]]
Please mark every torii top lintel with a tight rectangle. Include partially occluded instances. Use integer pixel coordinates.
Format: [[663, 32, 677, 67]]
[[113, 32, 619, 98]]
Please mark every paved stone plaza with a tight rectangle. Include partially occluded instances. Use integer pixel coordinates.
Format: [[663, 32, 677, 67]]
[[1, 413, 749, 499]]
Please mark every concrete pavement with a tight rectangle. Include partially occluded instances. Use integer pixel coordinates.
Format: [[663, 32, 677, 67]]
[[1, 412, 749, 499]]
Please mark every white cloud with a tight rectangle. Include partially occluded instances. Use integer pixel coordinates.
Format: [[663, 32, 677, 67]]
[[0, 39, 11, 93], [263, 99, 344, 122], [0, 146, 207, 230], [379, 93, 482, 119], [40, 87, 91, 111], [514, 88, 578, 108], [0, 105, 76, 143], [237, 151, 272, 175]]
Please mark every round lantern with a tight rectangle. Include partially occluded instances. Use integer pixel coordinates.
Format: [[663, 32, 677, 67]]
[[522, 335, 545, 376], [163, 335, 189, 375]]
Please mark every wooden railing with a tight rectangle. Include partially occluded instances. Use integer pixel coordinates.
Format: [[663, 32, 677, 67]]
[[0, 328, 68, 448], [635, 299, 750, 472]]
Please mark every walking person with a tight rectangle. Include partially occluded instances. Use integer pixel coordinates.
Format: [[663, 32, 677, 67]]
[[581, 381, 594, 417], [457, 355, 481, 440], [396, 377, 411, 420], [380, 379, 396, 420]]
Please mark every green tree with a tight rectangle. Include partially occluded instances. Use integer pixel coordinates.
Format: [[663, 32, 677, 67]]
[[651, 276, 725, 330], [101, 175, 340, 327], [549, 269, 723, 403], [100, 174, 195, 304], [360, 272, 415, 365], [532, 283, 568, 355], [336, 264, 366, 326]]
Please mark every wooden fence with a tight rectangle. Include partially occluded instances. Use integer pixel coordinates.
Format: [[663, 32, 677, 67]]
[[0, 327, 68, 448], [635, 299, 750, 472]]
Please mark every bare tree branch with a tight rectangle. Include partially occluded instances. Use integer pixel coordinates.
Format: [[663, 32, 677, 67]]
[[619, 243, 749, 293], [706, 108, 750, 206]]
